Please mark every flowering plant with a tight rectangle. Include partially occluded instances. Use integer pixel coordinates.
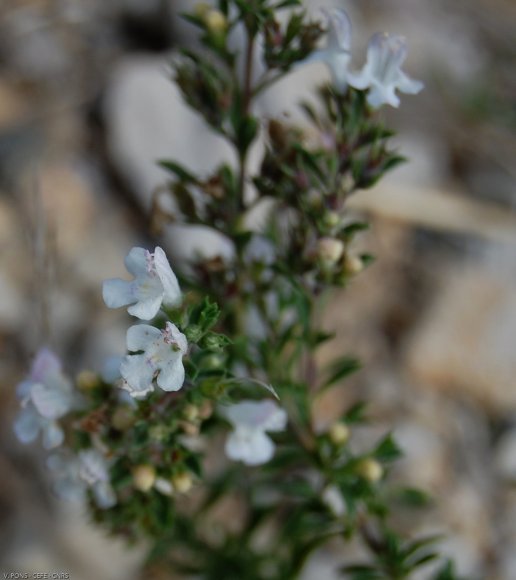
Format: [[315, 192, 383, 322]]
[[14, 2, 461, 578]]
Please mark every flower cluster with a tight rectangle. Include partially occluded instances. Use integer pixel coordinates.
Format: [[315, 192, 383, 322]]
[[8, 3, 455, 577], [47, 450, 116, 509], [308, 8, 423, 108], [14, 349, 74, 449], [103, 246, 188, 398], [104, 246, 287, 465]]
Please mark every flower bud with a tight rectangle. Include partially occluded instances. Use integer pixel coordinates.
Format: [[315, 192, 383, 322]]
[[317, 237, 344, 267], [356, 458, 383, 483], [183, 404, 199, 422], [345, 254, 364, 275], [149, 425, 169, 442], [199, 400, 214, 420], [322, 211, 340, 229], [172, 472, 193, 494], [204, 9, 227, 34], [328, 422, 350, 446], [76, 370, 99, 391], [132, 465, 156, 492], [112, 406, 135, 431], [180, 421, 200, 436]]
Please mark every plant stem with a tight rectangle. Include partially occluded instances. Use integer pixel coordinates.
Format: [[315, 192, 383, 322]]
[[236, 28, 256, 211]]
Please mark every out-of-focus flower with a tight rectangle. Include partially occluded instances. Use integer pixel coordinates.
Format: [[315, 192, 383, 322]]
[[132, 465, 156, 492], [121, 322, 188, 398], [101, 355, 124, 383], [47, 449, 116, 509], [356, 457, 384, 483], [222, 400, 287, 466], [154, 477, 174, 496], [349, 33, 423, 108], [304, 9, 352, 93], [171, 472, 193, 494], [328, 422, 351, 446], [316, 237, 345, 268], [76, 370, 99, 391], [14, 348, 73, 449], [103, 247, 181, 320], [322, 485, 346, 517], [78, 449, 117, 508]]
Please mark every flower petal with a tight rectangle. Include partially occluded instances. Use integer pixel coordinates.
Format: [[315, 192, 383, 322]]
[[31, 348, 62, 382], [42, 421, 64, 449], [156, 356, 185, 392], [120, 353, 155, 395], [153, 247, 182, 308], [224, 400, 286, 430], [101, 355, 123, 383], [225, 428, 275, 466], [126, 324, 161, 352], [14, 407, 40, 443], [78, 449, 109, 484], [93, 482, 117, 509], [325, 8, 351, 52], [367, 84, 400, 108], [124, 247, 149, 277], [102, 278, 135, 309], [16, 379, 34, 400], [165, 322, 188, 354], [127, 295, 163, 320], [30, 381, 72, 419], [396, 71, 424, 95]]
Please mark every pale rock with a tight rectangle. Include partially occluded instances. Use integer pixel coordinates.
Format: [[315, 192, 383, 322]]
[[55, 503, 145, 580], [104, 56, 234, 207], [394, 421, 447, 490], [3, 7, 71, 81], [405, 249, 516, 412]]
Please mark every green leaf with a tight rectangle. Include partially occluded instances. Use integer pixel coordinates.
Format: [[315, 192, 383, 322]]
[[158, 160, 197, 182], [374, 433, 403, 462], [201, 332, 232, 351], [237, 115, 259, 152], [343, 402, 368, 424], [321, 356, 361, 390], [433, 561, 462, 580], [225, 376, 280, 400], [394, 487, 432, 508], [275, 0, 302, 8]]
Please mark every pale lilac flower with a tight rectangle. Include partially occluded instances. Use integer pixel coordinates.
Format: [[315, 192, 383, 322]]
[[120, 322, 188, 398], [243, 235, 276, 266], [103, 246, 182, 320], [47, 449, 116, 509], [78, 449, 117, 508], [100, 355, 124, 383], [305, 9, 352, 93], [223, 400, 287, 466], [14, 348, 73, 449], [349, 33, 423, 108]]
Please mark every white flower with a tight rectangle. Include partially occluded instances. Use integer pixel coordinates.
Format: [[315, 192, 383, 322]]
[[14, 348, 74, 449], [243, 235, 276, 266], [120, 322, 188, 398], [305, 9, 352, 93], [103, 246, 182, 320], [47, 449, 116, 509], [223, 400, 287, 466], [349, 32, 423, 108]]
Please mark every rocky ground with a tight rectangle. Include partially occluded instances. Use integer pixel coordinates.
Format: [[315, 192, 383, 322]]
[[1, 0, 516, 578]]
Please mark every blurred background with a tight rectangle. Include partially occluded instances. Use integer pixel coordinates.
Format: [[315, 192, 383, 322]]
[[0, 0, 515, 578]]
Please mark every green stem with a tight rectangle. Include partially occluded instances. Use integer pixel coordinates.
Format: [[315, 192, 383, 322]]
[[236, 28, 256, 211]]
